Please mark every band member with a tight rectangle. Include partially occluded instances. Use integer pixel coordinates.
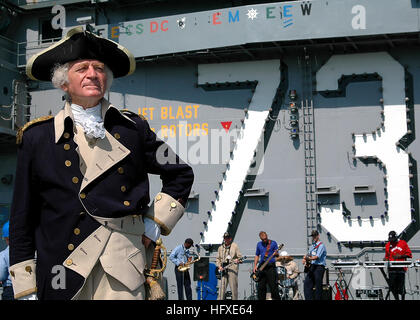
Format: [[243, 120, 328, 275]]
[[276, 251, 300, 300], [384, 230, 412, 300], [303, 230, 327, 300], [169, 238, 194, 300], [9, 26, 194, 300], [216, 232, 243, 300], [253, 231, 280, 300]]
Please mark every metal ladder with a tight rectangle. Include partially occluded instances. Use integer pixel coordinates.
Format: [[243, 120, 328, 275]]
[[301, 49, 317, 249]]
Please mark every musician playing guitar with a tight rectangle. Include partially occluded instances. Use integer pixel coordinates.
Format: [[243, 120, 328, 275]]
[[216, 232, 243, 300], [302, 230, 327, 300], [252, 231, 281, 300]]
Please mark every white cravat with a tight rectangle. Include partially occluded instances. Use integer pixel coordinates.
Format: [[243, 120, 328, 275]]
[[71, 103, 105, 139]]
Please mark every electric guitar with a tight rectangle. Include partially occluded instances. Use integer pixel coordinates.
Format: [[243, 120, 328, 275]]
[[304, 255, 312, 273], [251, 244, 284, 282], [304, 241, 323, 273], [215, 256, 246, 279], [334, 282, 348, 300]]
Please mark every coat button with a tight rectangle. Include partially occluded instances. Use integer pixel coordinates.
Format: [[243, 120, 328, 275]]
[[65, 160, 72, 167], [74, 228, 81, 235], [65, 259, 73, 266], [171, 202, 177, 208], [118, 167, 124, 174], [25, 266, 32, 273], [156, 194, 162, 201], [63, 132, 70, 139], [68, 244, 75, 251], [120, 186, 127, 192], [72, 177, 79, 184], [64, 144, 70, 151], [114, 133, 121, 139], [80, 193, 86, 199], [124, 201, 130, 207], [10, 271, 14, 277]]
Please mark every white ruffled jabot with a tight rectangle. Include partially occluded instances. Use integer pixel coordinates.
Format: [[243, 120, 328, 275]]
[[71, 103, 106, 139]]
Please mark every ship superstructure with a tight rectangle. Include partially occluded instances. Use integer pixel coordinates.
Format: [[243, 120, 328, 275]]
[[1, 0, 420, 300]]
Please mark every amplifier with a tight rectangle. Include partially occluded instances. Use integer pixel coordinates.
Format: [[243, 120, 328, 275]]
[[321, 285, 332, 300], [312, 285, 332, 300]]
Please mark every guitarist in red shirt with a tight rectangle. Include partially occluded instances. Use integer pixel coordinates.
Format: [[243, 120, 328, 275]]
[[384, 230, 412, 300]]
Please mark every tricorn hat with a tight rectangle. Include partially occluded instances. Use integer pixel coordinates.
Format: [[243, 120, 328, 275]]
[[26, 26, 136, 81]]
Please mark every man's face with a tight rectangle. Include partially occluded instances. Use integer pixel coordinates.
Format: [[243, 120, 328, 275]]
[[260, 233, 268, 243], [312, 234, 319, 243], [185, 242, 192, 249], [389, 234, 398, 243], [224, 237, 232, 245], [62, 59, 107, 108]]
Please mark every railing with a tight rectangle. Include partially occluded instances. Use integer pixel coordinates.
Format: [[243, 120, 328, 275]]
[[17, 0, 51, 5], [11, 0, 97, 8], [17, 36, 61, 68], [0, 35, 18, 68], [0, 33, 62, 69], [10, 0, 70, 6]]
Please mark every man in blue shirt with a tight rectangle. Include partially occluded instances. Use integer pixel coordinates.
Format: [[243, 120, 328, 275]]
[[0, 221, 13, 300], [169, 238, 194, 300], [252, 231, 280, 300], [302, 230, 327, 300]]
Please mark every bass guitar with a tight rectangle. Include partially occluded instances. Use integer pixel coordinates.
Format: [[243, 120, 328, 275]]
[[215, 256, 246, 279], [251, 244, 284, 282]]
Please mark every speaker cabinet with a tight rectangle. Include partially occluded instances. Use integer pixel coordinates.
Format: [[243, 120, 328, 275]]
[[311, 285, 332, 300], [194, 257, 209, 282]]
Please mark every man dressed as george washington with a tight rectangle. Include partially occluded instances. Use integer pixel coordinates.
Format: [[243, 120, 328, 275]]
[[9, 26, 194, 300]]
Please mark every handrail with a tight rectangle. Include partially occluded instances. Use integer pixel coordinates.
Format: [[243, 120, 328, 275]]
[[0, 35, 17, 45], [16, 36, 61, 67], [0, 33, 62, 68], [0, 35, 18, 67]]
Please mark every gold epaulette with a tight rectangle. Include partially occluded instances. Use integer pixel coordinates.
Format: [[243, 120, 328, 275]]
[[16, 115, 54, 145], [120, 109, 147, 121]]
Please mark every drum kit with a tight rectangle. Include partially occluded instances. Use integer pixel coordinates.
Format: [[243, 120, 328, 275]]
[[276, 266, 297, 300], [245, 266, 299, 300]]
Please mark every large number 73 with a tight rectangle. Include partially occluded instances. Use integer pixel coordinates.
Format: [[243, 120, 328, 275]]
[[197, 52, 416, 245], [317, 51, 417, 243]]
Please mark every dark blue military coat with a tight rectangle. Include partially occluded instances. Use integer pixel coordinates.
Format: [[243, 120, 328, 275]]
[[9, 100, 194, 299]]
